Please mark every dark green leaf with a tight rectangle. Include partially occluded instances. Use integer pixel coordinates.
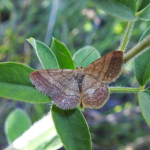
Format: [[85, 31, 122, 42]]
[[73, 46, 100, 68], [0, 62, 34, 86], [138, 90, 150, 126], [5, 109, 31, 144], [0, 62, 50, 103], [136, 3, 150, 21], [27, 38, 59, 69], [91, 0, 137, 21], [146, 86, 150, 90], [134, 27, 150, 86], [51, 38, 75, 70], [52, 105, 91, 150], [138, 0, 150, 11], [134, 50, 150, 86]]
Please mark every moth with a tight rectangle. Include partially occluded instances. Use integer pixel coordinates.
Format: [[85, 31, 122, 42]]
[[30, 51, 123, 110]]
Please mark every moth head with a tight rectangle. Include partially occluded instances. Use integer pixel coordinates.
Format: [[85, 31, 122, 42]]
[[75, 67, 85, 82]]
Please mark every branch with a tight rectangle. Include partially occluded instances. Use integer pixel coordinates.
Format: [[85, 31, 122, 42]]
[[124, 34, 150, 65], [119, 21, 134, 52]]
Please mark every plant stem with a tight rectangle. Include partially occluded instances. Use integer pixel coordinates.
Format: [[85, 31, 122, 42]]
[[119, 21, 134, 52], [109, 87, 140, 93], [124, 34, 150, 65], [140, 86, 145, 90], [111, 35, 150, 94]]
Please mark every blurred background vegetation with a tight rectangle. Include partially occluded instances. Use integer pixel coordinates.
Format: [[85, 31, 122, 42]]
[[0, 0, 150, 149]]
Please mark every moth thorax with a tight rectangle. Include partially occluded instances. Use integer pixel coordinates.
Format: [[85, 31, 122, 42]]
[[75, 67, 85, 83]]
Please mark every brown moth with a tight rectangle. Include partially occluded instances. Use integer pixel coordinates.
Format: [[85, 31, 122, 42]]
[[30, 51, 124, 110]]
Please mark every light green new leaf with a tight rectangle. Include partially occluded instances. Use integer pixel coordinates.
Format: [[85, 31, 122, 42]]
[[42, 135, 62, 150], [5, 109, 32, 144], [73, 46, 100, 68], [51, 38, 75, 70], [52, 105, 91, 150], [5, 114, 62, 150], [134, 27, 150, 86], [136, 3, 150, 21], [0, 62, 50, 103], [91, 0, 137, 21], [138, 90, 150, 127], [27, 37, 59, 69], [20, 126, 62, 150]]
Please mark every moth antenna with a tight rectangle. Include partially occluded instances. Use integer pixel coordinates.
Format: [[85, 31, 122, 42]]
[[57, 50, 79, 67], [80, 49, 96, 67]]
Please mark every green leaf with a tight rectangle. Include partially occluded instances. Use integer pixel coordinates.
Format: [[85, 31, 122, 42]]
[[42, 135, 62, 150], [139, 26, 150, 42], [113, 0, 136, 12], [73, 46, 100, 68], [27, 37, 59, 69], [138, 0, 150, 11], [138, 90, 150, 127], [0, 62, 50, 103], [134, 50, 150, 86], [20, 126, 62, 150], [91, 0, 137, 21], [146, 86, 150, 90], [136, 3, 150, 21], [52, 105, 91, 150], [51, 38, 75, 70], [0, 62, 33, 86], [136, 0, 143, 12], [5, 109, 31, 144], [134, 27, 150, 86], [6, 114, 62, 150]]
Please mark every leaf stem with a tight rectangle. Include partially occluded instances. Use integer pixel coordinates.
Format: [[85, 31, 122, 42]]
[[109, 87, 140, 93], [140, 86, 145, 90], [124, 34, 150, 65], [119, 21, 134, 52]]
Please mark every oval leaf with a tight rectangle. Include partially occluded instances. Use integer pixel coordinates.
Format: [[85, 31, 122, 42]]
[[134, 27, 150, 86], [5, 114, 62, 150], [0, 62, 34, 86], [52, 105, 91, 150], [136, 3, 150, 21], [138, 90, 150, 127], [73, 46, 100, 68], [91, 0, 137, 21], [5, 109, 31, 144], [0, 62, 50, 103], [51, 38, 75, 70], [27, 38, 59, 69]]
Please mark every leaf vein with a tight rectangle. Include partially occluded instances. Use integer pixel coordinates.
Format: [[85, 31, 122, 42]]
[[62, 111, 78, 149], [68, 121, 85, 130]]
